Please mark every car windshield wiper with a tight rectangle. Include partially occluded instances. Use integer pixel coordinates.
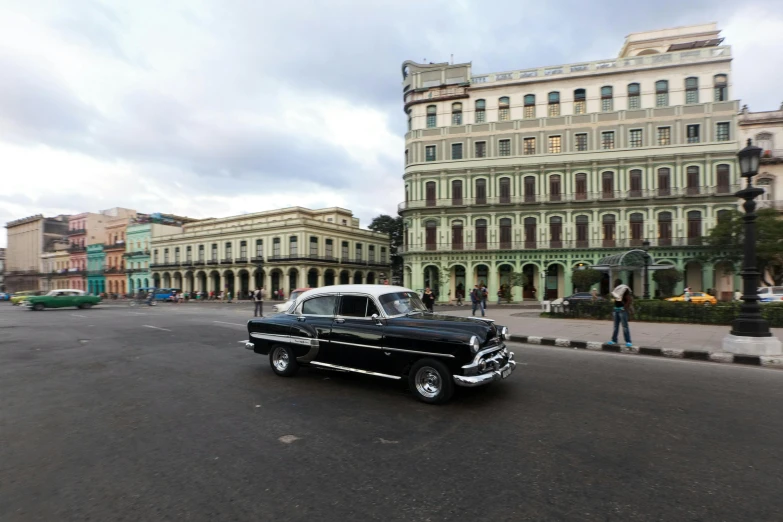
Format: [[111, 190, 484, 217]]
[[405, 310, 424, 316]]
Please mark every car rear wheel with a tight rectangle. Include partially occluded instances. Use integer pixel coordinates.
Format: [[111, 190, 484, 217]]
[[32, 303, 45, 311], [80, 303, 93, 309], [409, 358, 454, 404], [269, 345, 299, 377]]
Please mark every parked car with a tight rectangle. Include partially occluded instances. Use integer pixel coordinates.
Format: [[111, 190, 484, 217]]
[[11, 290, 43, 306], [244, 285, 516, 404], [0, 292, 10, 301], [563, 292, 603, 303], [26, 289, 101, 310], [758, 286, 783, 303], [271, 287, 311, 313], [666, 292, 718, 305]]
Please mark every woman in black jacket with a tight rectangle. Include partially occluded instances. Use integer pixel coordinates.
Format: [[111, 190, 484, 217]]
[[422, 287, 435, 312]]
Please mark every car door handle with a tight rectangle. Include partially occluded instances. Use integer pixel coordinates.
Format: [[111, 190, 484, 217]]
[[334, 318, 345, 324]]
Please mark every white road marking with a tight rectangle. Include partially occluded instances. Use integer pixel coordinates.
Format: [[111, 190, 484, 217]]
[[143, 325, 171, 331], [71, 314, 87, 318], [213, 321, 245, 327], [278, 435, 300, 444], [128, 312, 147, 316]]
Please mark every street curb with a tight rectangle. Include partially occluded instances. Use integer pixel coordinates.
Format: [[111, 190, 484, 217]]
[[507, 334, 783, 370]]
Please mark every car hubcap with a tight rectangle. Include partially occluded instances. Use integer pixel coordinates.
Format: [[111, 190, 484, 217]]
[[415, 367, 441, 398], [272, 348, 289, 372]]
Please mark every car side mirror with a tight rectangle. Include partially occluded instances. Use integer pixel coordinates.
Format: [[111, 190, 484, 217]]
[[371, 313, 382, 325], [297, 315, 306, 322]]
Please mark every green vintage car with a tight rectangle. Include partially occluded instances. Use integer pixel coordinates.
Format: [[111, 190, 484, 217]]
[[26, 289, 102, 311], [11, 290, 43, 305]]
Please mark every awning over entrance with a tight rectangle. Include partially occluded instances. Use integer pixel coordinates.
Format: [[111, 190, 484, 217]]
[[591, 249, 674, 272]]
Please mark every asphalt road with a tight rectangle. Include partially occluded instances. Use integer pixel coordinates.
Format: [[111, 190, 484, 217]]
[[2, 302, 782, 522]]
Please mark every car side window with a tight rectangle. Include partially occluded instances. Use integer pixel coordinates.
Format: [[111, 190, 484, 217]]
[[339, 295, 373, 318], [367, 299, 380, 317], [301, 295, 337, 316]]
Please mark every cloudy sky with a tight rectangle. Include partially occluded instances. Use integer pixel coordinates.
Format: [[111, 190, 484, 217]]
[[1, 0, 782, 246]]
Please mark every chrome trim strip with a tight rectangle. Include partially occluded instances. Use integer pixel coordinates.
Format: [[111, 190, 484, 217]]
[[249, 332, 319, 347], [310, 361, 401, 380], [330, 340, 455, 358], [464, 344, 504, 368], [468, 316, 495, 323], [454, 353, 516, 388], [331, 340, 383, 350]]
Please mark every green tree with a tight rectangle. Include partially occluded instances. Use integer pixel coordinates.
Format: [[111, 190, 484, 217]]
[[653, 268, 684, 297], [704, 208, 783, 286], [571, 268, 602, 292], [368, 214, 404, 283], [500, 272, 528, 303]]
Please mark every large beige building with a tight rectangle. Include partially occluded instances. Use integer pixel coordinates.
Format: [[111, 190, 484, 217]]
[[150, 207, 391, 297], [738, 104, 783, 212], [400, 23, 742, 301], [5, 214, 69, 292]]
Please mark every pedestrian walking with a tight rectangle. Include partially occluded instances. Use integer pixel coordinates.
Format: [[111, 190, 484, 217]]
[[481, 284, 488, 310], [422, 287, 435, 312], [497, 286, 504, 305], [470, 285, 485, 317], [607, 278, 633, 347], [455, 288, 463, 307], [684, 287, 691, 302], [253, 287, 264, 317]]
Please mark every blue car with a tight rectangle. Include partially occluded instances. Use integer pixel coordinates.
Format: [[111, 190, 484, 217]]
[[0, 292, 10, 301]]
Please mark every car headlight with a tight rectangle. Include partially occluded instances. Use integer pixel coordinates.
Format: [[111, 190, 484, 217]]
[[501, 326, 509, 340], [469, 335, 481, 354]]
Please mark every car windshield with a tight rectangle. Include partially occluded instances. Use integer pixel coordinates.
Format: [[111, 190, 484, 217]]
[[289, 290, 305, 301], [378, 291, 428, 316], [46, 290, 59, 296]]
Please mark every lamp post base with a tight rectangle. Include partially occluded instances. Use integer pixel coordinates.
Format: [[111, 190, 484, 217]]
[[722, 334, 782, 356]]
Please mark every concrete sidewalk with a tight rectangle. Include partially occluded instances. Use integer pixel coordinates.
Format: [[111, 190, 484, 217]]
[[440, 306, 783, 355]]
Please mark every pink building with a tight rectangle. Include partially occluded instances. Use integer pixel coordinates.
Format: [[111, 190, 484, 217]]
[[67, 213, 87, 290]]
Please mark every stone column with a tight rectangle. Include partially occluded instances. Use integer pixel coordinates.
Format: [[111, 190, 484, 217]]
[[488, 264, 499, 304], [317, 269, 324, 288], [702, 264, 715, 295]]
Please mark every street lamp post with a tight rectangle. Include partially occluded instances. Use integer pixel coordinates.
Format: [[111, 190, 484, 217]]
[[723, 139, 781, 356], [642, 240, 651, 300]]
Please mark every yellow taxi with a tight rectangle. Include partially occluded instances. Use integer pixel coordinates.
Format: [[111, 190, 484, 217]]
[[10, 290, 43, 306], [666, 292, 718, 305]]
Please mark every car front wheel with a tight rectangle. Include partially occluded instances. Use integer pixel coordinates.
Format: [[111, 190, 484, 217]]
[[409, 358, 454, 404], [269, 345, 299, 377]]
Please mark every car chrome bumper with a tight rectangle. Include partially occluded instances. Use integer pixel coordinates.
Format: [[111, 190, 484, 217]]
[[244, 341, 255, 351], [454, 352, 516, 387]]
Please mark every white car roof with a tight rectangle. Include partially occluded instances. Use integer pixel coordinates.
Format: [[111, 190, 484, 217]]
[[294, 284, 413, 305], [49, 289, 85, 295]]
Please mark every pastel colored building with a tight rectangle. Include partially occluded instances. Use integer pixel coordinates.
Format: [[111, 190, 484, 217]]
[[399, 23, 742, 301], [5, 214, 69, 292], [126, 214, 190, 294], [738, 104, 783, 213], [40, 239, 71, 291], [149, 207, 390, 297], [104, 215, 130, 295], [86, 244, 105, 295]]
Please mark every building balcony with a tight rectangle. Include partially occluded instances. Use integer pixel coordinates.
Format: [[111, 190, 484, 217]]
[[398, 185, 740, 212], [234, 256, 248, 263], [123, 249, 150, 257], [87, 270, 105, 276], [250, 256, 264, 263], [68, 245, 86, 253], [220, 258, 234, 264], [761, 149, 783, 163], [67, 228, 86, 236], [193, 260, 205, 266], [104, 242, 126, 251], [150, 262, 180, 269], [758, 200, 783, 211], [104, 267, 123, 274], [66, 270, 86, 276], [399, 237, 703, 254]]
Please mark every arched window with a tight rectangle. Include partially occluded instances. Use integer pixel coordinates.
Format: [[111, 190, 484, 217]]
[[406, 109, 412, 131], [550, 216, 562, 248], [655, 80, 669, 107], [657, 167, 671, 196], [717, 209, 732, 224], [758, 177, 774, 201], [475, 178, 487, 205], [524, 217, 537, 248], [549, 174, 561, 202], [714, 74, 728, 102], [499, 218, 512, 249], [627, 83, 641, 109], [451, 102, 462, 125], [629, 169, 643, 197], [756, 132, 774, 152], [524, 175, 536, 202], [685, 77, 699, 104], [452, 220, 464, 250], [426, 105, 437, 128], [548, 92, 560, 116], [498, 96, 510, 121], [575, 172, 588, 200], [451, 179, 463, 205], [475, 219, 487, 250], [523, 94, 535, 118], [425, 221, 437, 251], [602, 214, 616, 247], [601, 86, 613, 112], [686, 166, 700, 195], [601, 171, 615, 199], [630, 213, 644, 246], [574, 88, 586, 114], [687, 211, 702, 245], [575, 216, 590, 248], [475, 99, 486, 123], [499, 177, 511, 204], [425, 181, 436, 207]]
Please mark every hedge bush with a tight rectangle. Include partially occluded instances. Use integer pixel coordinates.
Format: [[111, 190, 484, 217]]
[[544, 300, 783, 328]]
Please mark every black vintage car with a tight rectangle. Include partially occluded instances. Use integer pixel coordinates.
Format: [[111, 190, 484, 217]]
[[243, 285, 516, 404]]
